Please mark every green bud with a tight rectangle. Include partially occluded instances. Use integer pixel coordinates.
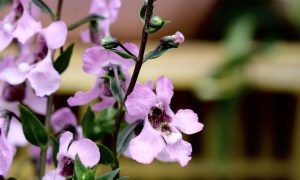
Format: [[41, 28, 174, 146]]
[[149, 16, 163, 28], [101, 36, 119, 49]]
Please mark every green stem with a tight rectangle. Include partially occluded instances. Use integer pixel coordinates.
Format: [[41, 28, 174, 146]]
[[110, 0, 154, 177], [38, 95, 54, 179]]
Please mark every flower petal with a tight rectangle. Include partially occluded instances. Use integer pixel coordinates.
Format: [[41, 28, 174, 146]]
[[0, 66, 27, 85], [67, 79, 103, 107], [42, 170, 65, 180], [174, 109, 203, 134], [0, 123, 14, 177], [28, 52, 61, 97], [51, 107, 77, 133], [165, 140, 192, 167], [7, 118, 27, 147], [128, 120, 165, 164], [125, 84, 156, 117], [92, 96, 115, 111], [40, 21, 67, 49], [22, 85, 47, 115], [57, 131, 73, 172], [156, 76, 174, 105], [67, 138, 100, 167], [12, 10, 42, 44], [82, 46, 108, 75]]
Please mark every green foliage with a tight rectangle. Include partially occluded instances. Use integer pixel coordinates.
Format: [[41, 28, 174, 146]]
[[82, 107, 116, 141], [97, 144, 115, 166], [74, 155, 96, 180], [96, 168, 120, 180], [54, 43, 75, 74], [144, 41, 178, 61], [50, 136, 59, 167], [68, 15, 104, 31], [19, 104, 48, 147], [110, 49, 137, 61], [117, 121, 140, 155]]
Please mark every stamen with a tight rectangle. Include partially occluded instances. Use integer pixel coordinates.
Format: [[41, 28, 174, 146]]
[[60, 157, 74, 177]]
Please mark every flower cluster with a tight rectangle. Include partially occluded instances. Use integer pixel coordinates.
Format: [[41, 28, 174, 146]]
[[0, 0, 203, 179]]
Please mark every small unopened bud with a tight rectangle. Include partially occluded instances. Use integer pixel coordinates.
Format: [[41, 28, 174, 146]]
[[160, 31, 185, 48], [149, 16, 163, 28], [101, 36, 119, 49]]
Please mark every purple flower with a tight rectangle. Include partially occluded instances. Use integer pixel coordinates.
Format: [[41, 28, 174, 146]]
[[30, 107, 82, 167], [0, 118, 14, 178], [68, 43, 138, 111], [0, 0, 42, 52], [0, 20, 67, 97], [27, 20, 67, 97], [56, 131, 100, 177], [174, 31, 185, 44], [81, 0, 121, 44], [125, 76, 203, 166], [42, 170, 65, 180]]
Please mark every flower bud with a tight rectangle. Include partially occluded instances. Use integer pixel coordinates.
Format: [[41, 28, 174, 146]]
[[149, 16, 163, 28], [101, 36, 119, 49], [160, 31, 185, 48]]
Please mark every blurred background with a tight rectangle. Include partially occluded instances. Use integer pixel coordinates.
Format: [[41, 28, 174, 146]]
[[2, 0, 300, 179]]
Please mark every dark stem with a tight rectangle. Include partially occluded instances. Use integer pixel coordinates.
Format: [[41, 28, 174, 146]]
[[110, 0, 154, 178], [56, 0, 63, 21]]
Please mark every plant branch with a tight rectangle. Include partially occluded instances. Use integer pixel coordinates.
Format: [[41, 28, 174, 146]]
[[110, 0, 154, 177]]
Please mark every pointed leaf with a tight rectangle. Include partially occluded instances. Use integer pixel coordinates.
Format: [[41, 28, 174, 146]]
[[110, 49, 137, 60], [139, 4, 147, 22], [32, 0, 55, 20], [19, 104, 48, 147], [50, 136, 59, 167], [109, 76, 124, 104], [144, 42, 178, 61], [82, 106, 95, 139], [68, 14, 105, 31], [96, 168, 120, 180], [97, 144, 115, 166], [117, 121, 140, 154], [74, 154, 96, 180], [54, 43, 75, 74]]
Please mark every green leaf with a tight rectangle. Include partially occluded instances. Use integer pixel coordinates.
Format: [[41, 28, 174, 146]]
[[109, 76, 124, 104], [144, 42, 178, 61], [74, 154, 96, 180], [54, 43, 75, 74], [19, 104, 48, 147], [139, 3, 147, 22], [82, 106, 95, 139], [68, 14, 105, 31], [110, 49, 137, 60], [82, 107, 117, 141], [50, 136, 59, 167], [117, 121, 140, 154], [97, 144, 115, 166], [32, 0, 55, 20], [96, 168, 120, 180]]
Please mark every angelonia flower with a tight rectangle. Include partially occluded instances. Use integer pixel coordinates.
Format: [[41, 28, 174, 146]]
[[0, 0, 42, 52], [125, 76, 204, 166], [81, 0, 121, 44], [0, 117, 14, 178], [67, 43, 138, 111], [0, 21, 67, 97], [30, 107, 82, 166], [43, 131, 100, 179]]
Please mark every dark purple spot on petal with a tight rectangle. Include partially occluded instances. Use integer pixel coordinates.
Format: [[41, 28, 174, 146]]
[[60, 157, 74, 177], [2, 82, 26, 102]]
